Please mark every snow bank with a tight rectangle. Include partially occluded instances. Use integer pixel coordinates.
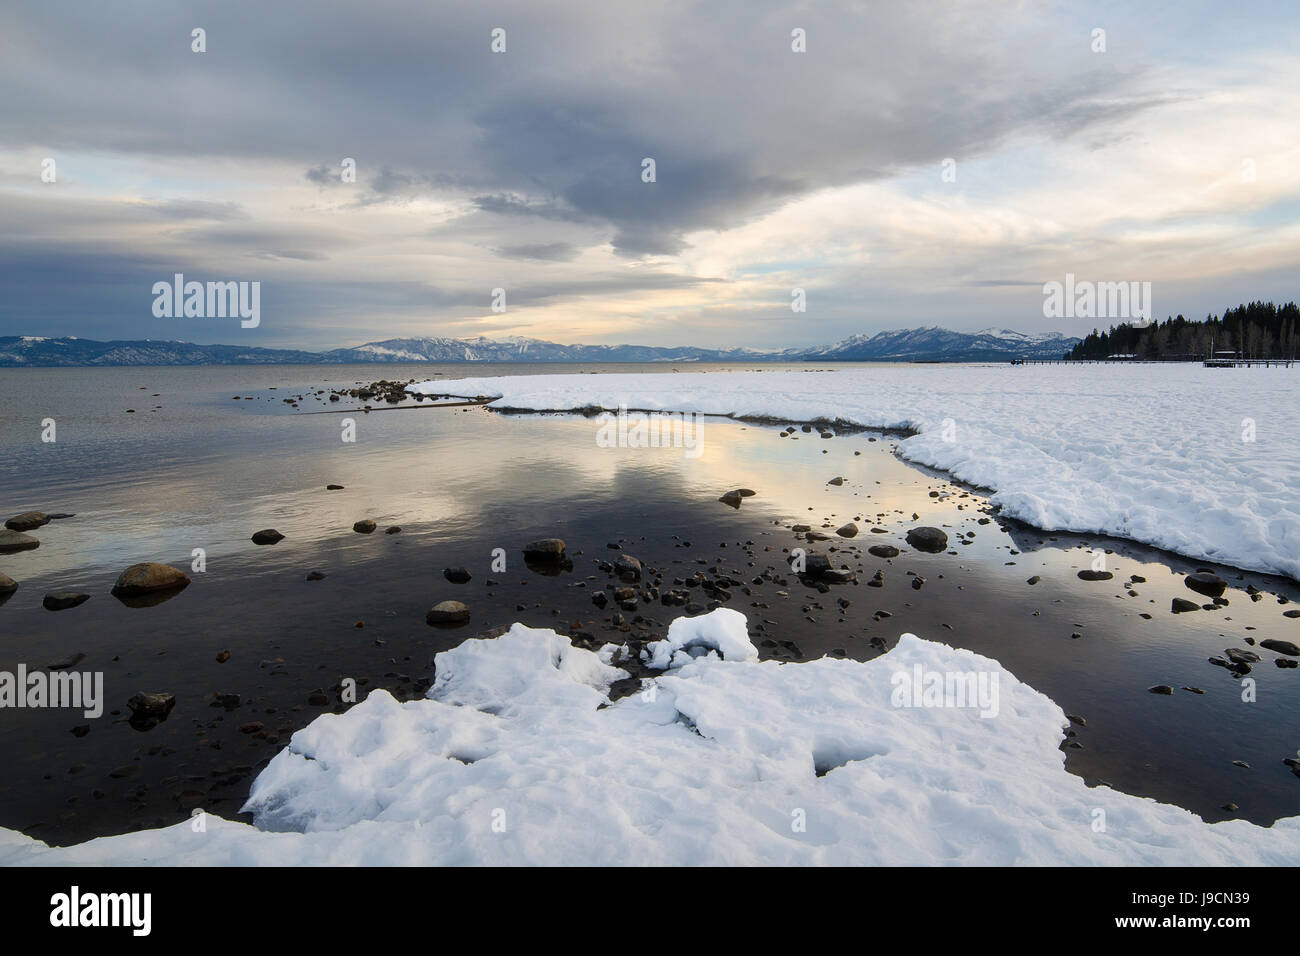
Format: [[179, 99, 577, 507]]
[[3, 611, 1298, 866], [408, 365, 1300, 580]]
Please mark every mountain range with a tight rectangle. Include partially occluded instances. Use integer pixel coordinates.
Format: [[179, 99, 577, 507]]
[[0, 327, 1080, 367]]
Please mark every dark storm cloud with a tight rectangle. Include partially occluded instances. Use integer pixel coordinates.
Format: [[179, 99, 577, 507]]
[[495, 242, 580, 262]]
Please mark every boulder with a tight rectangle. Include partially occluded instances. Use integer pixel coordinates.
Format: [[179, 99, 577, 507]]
[[111, 562, 190, 597], [5, 511, 49, 532], [1078, 569, 1114, 581], [523, 538, 566, 559], [1185, 571, 1228, 598], [426, 600, 471, 625], [1260, 639, 1300, 657], [613, 554, 643, 582], [905, 526, 948, 553], [0, 530, 40, 554]]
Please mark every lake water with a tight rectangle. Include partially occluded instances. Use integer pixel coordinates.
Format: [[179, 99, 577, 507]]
[[1, 363, 1298, 845]]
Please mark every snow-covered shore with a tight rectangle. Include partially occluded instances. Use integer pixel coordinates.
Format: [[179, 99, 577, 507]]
[[3, 610, 1298, 866], [408, 364, 1300, 581]]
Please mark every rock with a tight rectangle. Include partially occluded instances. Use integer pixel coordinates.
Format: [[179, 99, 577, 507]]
[[868, 544, 899, 558], [251, 529, 284, 545], [128, 692, 175, 718], [613, 554, 643, 581], [1224, 648, 1261, 665], [1171, 597, 1200, 613], [326, 484, 344, 490], [804, 554, 833, 577], [352, 519, 377, 534], [239, 722, 264, 735], [443, 567, 472, 584], [305, 571, 326, 581], [110, 562, 190, 598], [1148, 684, 1174, 695], [1184, 571, 1228, 598], [1026, 575, 1041, 585], [835, 523, 858, 538], [911, 576, 925, 590], [1260, 639, 1300, 656], [1077, 569, 1113, 581], [385, 526, 401, 535], [791, 524, 811, 533], [5, 511, 50, 531], [719, 491, 744, 507], [827, 477, 844, 486], [0, 530, 40, 553], [0, 572, 17, 596], [426, 600, 471, 625], [1284, 609, 1300, 619], [522, 538, 566, 559], [905, 526, 948, 553], [43, 591, 90, 611], [1277, 659, 1299, 669]]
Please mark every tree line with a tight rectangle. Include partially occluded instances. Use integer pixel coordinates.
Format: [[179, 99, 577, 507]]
[[1066, 300, 1299, 360]]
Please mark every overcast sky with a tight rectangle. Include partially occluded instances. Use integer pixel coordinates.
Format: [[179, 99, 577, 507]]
[[2, 0, 1298, 350]]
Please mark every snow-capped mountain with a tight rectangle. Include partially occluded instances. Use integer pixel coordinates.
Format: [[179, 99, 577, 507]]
[[0, 327, 1079, 367], [806, 326, 1079, 361]]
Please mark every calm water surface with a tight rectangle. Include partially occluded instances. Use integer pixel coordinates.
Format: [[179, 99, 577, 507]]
[[1, 363, 1298, 844]]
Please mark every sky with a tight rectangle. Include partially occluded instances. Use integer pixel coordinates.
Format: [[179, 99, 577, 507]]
[[1, 0, 1298, 351]]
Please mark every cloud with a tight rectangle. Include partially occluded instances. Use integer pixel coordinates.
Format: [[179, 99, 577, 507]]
[[0, 0, 1296, 348]]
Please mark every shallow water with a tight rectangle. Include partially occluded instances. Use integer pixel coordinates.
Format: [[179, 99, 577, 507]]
[[1, 364, 1298, 845]]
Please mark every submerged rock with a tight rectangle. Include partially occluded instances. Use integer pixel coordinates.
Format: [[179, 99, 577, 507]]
[[868, 544, 900, 558], [129, 692, 175, 716], [43, 591, 90, 611], [443, 567, 472, 584]]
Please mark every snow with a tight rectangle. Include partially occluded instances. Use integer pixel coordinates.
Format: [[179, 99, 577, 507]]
[[407, 364, 1300, 580], [2, 610, 1298, 866]]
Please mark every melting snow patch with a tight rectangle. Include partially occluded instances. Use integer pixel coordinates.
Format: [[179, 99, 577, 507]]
[[2, 610, 1298, 865]]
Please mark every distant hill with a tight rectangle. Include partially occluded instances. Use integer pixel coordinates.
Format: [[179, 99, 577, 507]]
[[806, 327, 1080, 362], [0, 327, 1080, 367]]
